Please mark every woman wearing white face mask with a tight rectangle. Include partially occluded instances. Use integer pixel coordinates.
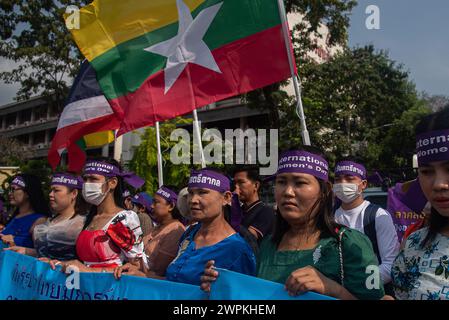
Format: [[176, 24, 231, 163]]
[[333, 160, 399, 293], [48, 158, 147, 274]]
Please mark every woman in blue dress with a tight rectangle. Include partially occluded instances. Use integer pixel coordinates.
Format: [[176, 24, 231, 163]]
[[0, 174, 50, 248], [5, 172, 88, 261], [114, 168, 256, 285]]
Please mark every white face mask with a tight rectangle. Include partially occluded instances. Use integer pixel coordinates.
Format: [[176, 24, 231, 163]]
[[333, 183, 363, 204], [82, 182, 109, 206]]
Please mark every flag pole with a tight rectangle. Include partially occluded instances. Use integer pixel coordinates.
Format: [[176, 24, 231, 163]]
[[192, 109, 206, 168], [155, 121, 164, 187], [276, 0, 311, 146]]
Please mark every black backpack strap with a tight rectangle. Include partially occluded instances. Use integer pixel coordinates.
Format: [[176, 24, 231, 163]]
[[363, 204, 382, 264], [238, 225, 259, 256]]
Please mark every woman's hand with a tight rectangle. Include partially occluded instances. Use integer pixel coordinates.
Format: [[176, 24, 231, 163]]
[[200, 260, 219, 293], [3, 245, 27, 255], [113, 263, 146, 279], [45, 259, 86, 273], [0, 234, 15, 246], [285, 266, 354, 299], [61, 260, 88, 273], [38, 257, 52, 263], [46, 259, 64, 270]]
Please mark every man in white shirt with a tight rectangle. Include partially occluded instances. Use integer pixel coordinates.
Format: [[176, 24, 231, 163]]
[[333, 159, 399, 287]]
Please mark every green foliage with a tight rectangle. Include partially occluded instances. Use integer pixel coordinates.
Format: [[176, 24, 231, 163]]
[[0, 0, 89, 108], [279, 45, 429, 178], [286, 0, 358, 60], [19, 159, 52, 199], [128, 117, 206, 195], [244, 0, 357, 126], [380, 101, 432, 169], [0, 136, 32, 166]]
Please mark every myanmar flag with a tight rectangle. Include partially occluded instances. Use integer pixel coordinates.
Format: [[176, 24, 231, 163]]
[[67, 0, 295, 136]]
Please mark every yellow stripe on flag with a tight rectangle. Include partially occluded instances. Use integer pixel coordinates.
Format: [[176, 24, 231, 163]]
[[65, 0, 206, 62], [83, 131, 115, 148]]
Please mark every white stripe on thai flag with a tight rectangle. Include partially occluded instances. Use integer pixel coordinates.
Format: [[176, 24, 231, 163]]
[[57, 95, 113, 131], [48, 60, 121, 169]]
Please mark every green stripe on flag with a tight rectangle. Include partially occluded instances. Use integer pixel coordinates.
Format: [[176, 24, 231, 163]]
[[91, 0, 281, 99], [76, 138, 87, 151]]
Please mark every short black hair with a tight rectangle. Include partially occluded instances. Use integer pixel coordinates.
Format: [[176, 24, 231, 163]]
[[232, 165, 261, 183]]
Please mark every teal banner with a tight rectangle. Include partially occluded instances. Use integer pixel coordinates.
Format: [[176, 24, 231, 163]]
[[210, 268, 335, 300], [0, 250, 207, 300]]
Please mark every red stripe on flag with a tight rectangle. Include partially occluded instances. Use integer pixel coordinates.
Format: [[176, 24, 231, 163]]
[[67, 142, 87, 173], [112, 25, 293, 136], [48, 114, 120, 170]]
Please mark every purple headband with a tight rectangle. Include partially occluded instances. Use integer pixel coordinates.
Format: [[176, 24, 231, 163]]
[[131, 192, 153, 212], [188, 169, 230, 193], [11, 176, 26, 188], [416, 129, 449, 165], [51, 173, 83, 190], [268, 150, 329, 181], [155, 186, 178, 204], [335, 161, 367, 180], [83, 160, 145, 189]]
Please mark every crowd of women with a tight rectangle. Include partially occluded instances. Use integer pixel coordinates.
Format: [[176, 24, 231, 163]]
[[0, 107, 448, 300]]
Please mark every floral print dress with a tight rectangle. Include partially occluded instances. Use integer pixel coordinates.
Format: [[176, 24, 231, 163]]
[[391, 227, 449, 300]]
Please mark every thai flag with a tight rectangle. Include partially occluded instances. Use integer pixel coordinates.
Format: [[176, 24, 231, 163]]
[[48, 61, 121, 172]]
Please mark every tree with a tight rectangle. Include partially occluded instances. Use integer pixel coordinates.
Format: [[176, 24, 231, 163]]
[[19, 159, 52, 200], [380, 101, 432, 179], [286, 0, 357, 59], [279, 45, 425, 177], [0, 136, 32, 165], [128, 117, 209, 194], [0, 0, 88, 109], [421, 93, 449, 112], [245, 0, 358, 127]]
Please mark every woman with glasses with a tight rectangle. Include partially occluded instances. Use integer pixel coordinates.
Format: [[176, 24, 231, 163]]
[[0, 174, 50, 248]]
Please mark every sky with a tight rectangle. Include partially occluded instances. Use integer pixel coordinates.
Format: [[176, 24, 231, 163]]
[[0, 0, 448, 106], [348, 0, 449, 96]]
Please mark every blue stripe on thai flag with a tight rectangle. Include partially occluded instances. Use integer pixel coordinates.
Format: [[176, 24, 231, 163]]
[[48, 60, 120, 170]]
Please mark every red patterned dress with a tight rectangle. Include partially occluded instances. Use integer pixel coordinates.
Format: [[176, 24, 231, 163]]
[[76, 210, 147, 268]]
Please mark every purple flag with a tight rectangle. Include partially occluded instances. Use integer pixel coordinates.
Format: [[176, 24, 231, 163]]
[[387, 180, 427, 241], [367, 171, 384, 186], [230, 193, 243, 232]]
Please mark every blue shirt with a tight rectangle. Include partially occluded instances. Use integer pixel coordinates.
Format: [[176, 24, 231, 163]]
[[2, 213, 45, 248], [166, 223, 256, 285]]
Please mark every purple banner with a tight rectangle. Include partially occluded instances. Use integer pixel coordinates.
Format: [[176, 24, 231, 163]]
[[387, 182, 426, 242]]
